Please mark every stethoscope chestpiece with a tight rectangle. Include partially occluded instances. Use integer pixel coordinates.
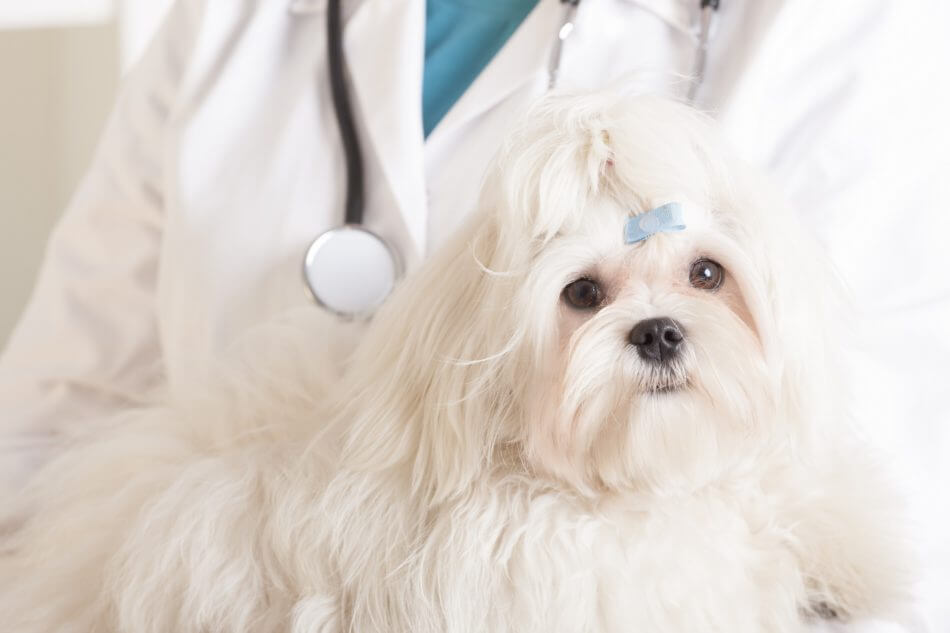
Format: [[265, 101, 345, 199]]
[[303, 225, 402, 319]]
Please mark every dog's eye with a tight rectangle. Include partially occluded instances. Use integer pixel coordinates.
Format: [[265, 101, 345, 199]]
[[562, 278, 604, 310], [689, 259, 724, 291]]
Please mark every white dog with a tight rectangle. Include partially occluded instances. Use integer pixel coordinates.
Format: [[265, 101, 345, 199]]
[[0, 92, 910, 633]]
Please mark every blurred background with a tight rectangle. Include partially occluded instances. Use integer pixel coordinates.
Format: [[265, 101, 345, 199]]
[[0, 1, 172, 347]]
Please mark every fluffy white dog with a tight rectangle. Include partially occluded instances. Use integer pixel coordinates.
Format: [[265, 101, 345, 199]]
[[0, 93, 910, 632]]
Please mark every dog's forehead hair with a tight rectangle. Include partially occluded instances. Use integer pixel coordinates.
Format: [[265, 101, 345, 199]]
[[566, 196, 717, 267]]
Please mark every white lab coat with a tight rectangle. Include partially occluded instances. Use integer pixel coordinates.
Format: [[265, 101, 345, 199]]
[[1, 0, 949, 628]]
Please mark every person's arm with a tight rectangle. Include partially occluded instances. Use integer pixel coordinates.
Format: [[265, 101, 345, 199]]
[[0, 0, 205, 502]]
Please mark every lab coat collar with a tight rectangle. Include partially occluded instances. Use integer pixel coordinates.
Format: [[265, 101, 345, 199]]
[[291, 0, 429, 256]]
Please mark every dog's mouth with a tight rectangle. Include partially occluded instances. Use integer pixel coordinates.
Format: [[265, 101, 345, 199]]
[[650, 381, 687, 394], [646, 378, 690, 395], [637, 365, 690, 395]]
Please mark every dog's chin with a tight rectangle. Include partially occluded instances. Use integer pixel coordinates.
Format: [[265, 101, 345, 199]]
[[646, 381, 688, 395], [635, 366, 691, 396]]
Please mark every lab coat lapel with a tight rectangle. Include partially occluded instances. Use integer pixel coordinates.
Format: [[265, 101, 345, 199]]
[[428, 0, 561, 143], [344, 0, 428, 255], [289, 0, 427, 255]]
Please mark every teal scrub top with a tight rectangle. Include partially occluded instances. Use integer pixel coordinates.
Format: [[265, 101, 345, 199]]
[[422, 0, 542, 138]]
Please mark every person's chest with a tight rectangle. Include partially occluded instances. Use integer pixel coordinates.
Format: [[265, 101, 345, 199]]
[[154, 0, 749, 386]]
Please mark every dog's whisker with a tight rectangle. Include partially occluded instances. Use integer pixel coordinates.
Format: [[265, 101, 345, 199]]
[[469, 247, 520, 278]]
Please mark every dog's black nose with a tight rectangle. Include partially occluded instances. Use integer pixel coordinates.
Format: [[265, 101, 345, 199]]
[[628, 317, 684, 363]]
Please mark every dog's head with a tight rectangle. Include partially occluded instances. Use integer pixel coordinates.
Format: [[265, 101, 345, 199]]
[[342, 93, 845, 499]]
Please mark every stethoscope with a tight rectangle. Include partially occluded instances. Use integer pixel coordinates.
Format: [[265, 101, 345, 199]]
[[303, 0, 721, 318]]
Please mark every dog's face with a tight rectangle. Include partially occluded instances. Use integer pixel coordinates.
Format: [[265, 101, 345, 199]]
[[515, 195, 773, 493], [348, 94, 839, 499]]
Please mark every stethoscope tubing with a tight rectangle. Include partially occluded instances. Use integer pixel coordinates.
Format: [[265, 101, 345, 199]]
[[687, 0, 718, 103], [548, 0, 581, 89], [326, 0, 365, 226]]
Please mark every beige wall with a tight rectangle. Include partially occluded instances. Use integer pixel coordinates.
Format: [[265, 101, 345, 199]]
[[0, 23, 118, 347]]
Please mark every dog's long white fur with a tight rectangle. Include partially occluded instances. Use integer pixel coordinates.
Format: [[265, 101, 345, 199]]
[[0, 93, 910, 632]]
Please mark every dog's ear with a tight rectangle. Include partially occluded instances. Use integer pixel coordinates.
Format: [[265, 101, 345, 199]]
[[330, 215, 517, 504], [721, 164, 851, 442]]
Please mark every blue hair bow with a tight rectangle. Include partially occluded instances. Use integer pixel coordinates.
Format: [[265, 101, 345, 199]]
[[624, 202, 686, 243]]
